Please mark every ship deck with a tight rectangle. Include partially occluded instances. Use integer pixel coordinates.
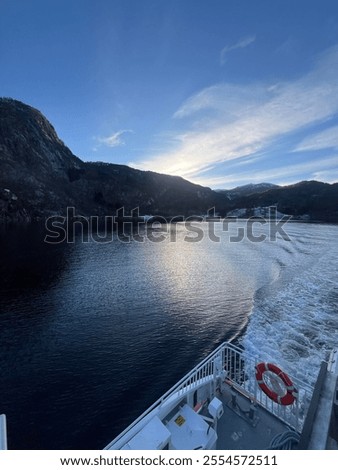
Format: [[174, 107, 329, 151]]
[[105, 342, 312, 451], [212, 384, 292, 450]]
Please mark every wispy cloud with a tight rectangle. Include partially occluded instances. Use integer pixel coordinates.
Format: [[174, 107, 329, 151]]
[[98, 130, 133, 148], [220, 35, 256, 65], [192, 156, 338, 188], [311, 169, 338, 183], [294, 125, 338, 152], [173, 83, 265, 119], [132, 45, 338, 185]]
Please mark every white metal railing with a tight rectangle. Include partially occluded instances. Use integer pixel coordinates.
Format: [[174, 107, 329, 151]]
[[106, 342, 314, 448], [0, 414, 7, 450], [221, 343, 314, 432]]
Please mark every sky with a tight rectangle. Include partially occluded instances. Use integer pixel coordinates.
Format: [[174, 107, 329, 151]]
[[1, 0, 338, 189]]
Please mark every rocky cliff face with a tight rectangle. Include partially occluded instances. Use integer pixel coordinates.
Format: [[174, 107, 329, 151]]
[[0, 98, 227, 221], [0, 98, 84, 220], [0, 187, 30, 222]]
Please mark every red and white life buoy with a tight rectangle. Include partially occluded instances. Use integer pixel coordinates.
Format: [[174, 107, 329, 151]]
[[255, 362, 298, 406]]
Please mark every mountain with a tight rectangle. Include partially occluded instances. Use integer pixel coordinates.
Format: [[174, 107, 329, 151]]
[[0, 98, 84, 221], [216, 183, 280, 199], [227, 180, 338, 222], [0, 98, 227, 221], [0, 98, 337, 223]]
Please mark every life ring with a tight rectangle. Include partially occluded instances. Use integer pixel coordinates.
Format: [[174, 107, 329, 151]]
[[255, 362, 298, 406]]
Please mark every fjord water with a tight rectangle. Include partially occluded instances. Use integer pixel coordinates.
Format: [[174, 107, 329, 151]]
[[0, 222, 337, 449]]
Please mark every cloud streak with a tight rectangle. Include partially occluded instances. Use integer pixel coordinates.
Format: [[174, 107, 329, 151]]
[[294, 125, 338, 152], [133, 45, 338, 185], [98, 130, 133, 148], [173, 83, 265, 119], [220, 35, 256, 65], [191, 156, 338, 188]]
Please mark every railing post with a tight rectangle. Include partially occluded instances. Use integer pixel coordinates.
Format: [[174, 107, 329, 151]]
[[0, 414, 7, 450]]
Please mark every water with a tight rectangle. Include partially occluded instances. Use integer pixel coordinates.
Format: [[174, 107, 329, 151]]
[[0, 222, 337, 449]]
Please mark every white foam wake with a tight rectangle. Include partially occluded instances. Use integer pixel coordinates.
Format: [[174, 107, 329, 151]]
[[240, 223, 338, 386]]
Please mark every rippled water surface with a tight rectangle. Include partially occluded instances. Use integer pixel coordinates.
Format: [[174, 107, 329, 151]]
[[0, 222, 337, 449]]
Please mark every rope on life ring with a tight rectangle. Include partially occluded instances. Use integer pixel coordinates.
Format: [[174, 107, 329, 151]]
[[255, 362, 298, 406]]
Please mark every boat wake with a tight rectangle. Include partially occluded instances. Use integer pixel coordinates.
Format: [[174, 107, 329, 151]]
[[240, 224, 338, 385]]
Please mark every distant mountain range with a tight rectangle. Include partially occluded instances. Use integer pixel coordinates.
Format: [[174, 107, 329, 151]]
[[0, 98, 337, 223], [225, 180, 338, 221], [216, 183, 280, 199]]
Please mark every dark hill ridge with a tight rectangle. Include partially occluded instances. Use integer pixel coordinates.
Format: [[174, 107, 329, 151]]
[[0, 98, 227, 221], [227, 180, 338, 222], [0, 98, 337, 222], [216, 183, 280, 199]]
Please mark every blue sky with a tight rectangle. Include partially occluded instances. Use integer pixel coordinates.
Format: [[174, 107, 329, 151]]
[[1, 0, 338, 189]]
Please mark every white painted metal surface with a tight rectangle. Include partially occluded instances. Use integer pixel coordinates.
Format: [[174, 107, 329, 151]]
[[0, 414, 7, 450], [106, 342, 314, 449]]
